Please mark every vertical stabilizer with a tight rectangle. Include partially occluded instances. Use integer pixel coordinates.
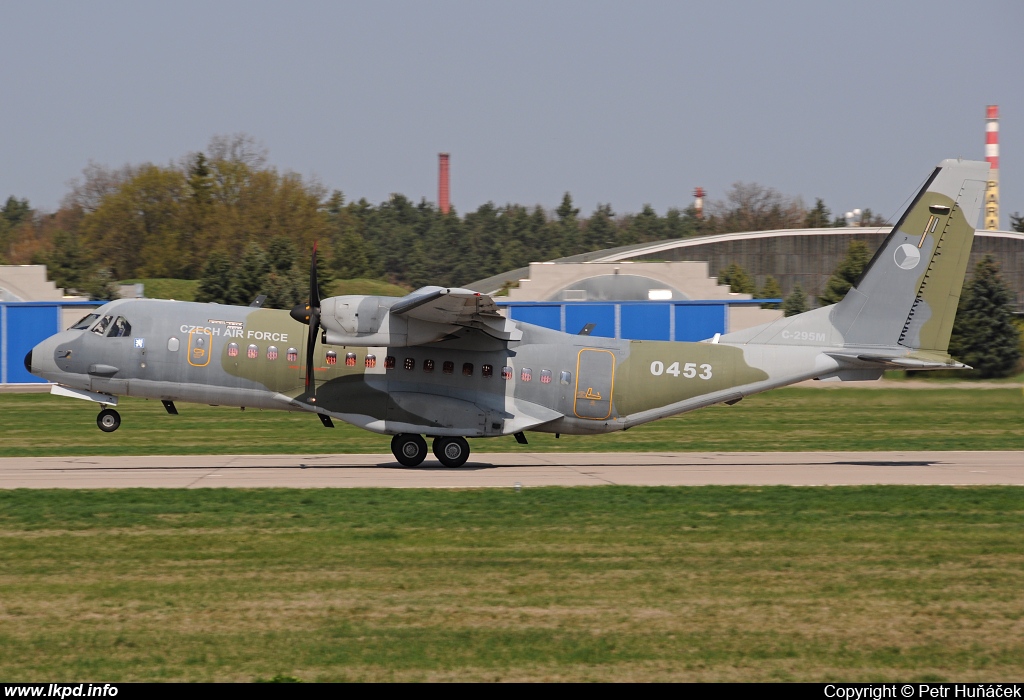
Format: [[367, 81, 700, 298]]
[[831, 159, 989, 350]]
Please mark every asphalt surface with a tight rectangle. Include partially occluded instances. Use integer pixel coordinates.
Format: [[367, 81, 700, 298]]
[[0, 451, 1021, 488]]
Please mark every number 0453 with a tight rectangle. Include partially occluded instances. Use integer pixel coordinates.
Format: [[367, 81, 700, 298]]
[[650, 361, 712, 379]]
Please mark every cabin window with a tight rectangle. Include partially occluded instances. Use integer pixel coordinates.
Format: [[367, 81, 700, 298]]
[[92, 315, 113, 335], [326, 350, 338, 365], [502, 366, 513, 380], [247, 344, 259, 359], [168, 337, 180, 352], [463, 363, 474, 376], [520, 368, 532, 382], [365, 354, 376, 368], [482, 364, 493, 378], [107, 317, 131, 338], [267, 346, 279, 361], [226, 342, 238, 357], [345, 352, 357, 367], [559, 371, 572, 385], [384, 356, 396, 370], [423, 359, 435, 373], [70, 314, 99, 331], [404, 357, 416, 371], [442, 361, 454, 374], [287, 348, 298, 363], [540, 369, 552, 384]]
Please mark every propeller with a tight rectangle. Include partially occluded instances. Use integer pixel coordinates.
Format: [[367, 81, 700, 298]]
[[289, 242, 322, 400]]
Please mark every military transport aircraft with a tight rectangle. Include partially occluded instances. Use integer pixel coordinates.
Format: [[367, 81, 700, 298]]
[[26, 159, 989, 467]]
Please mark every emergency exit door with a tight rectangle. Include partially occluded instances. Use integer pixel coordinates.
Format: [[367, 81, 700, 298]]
[[574, 348, 615, 419]]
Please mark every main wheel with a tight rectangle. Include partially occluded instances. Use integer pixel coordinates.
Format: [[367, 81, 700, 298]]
[[391, 433, 427, 467], [433, 436, 470, 468], [97, 408, 121, 433]]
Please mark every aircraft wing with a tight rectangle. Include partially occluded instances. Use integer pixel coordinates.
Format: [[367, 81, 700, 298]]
[[390, 286, 519, 339]]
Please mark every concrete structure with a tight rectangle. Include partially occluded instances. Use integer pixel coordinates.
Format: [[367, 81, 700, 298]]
[[468, 229, 1024, 312], [503, 260, 783, 334], [0, 266, 100, 385]]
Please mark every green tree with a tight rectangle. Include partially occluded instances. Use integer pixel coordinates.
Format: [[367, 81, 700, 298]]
[[555, 192, 581, 256], [948, 256, 1022, 378], [195, 251, 235, 304], [804, 198, 831, 228], [36, 229, 117, 300], [757, 275, 783, 309], [583, 204, 617, 251], [1010, 212, 1024, 233], [230, 243, 271, 305], [819, 240, 871, 305], [718, 263, 755, 294], [783, 283, 809, 317]]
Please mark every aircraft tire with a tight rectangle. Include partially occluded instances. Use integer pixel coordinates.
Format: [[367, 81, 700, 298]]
[[434, 436, 470, 468], [97, 408, 121, 433], [391, 433, 427, 467]]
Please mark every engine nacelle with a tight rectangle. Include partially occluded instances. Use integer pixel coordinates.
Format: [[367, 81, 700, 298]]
[[319, 295, 457, 347]]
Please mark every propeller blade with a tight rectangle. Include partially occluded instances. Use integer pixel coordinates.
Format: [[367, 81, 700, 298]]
[[302, 242, 321, 397], [305, 307, 320, 394], [309, 241, 320, 310]]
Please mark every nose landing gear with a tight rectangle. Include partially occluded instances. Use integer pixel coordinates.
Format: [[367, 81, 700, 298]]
[[96, 408, 121, 433]]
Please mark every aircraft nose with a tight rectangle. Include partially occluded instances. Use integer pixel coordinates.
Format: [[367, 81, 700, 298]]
[[24, 349, 33, 374]]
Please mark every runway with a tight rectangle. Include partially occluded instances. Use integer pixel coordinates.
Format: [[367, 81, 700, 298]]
[[0, 451, 1021, 488]]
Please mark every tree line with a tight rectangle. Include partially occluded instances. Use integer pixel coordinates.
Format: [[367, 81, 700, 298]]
[[1, 135, 905, 302]]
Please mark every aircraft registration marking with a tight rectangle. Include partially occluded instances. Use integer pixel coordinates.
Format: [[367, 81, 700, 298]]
[[178, 323, 289, 342], [649, 361, 712, 379]]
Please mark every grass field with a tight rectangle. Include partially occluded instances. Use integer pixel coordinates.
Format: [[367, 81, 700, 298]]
[[0, 387, 1020, 457], [0, 486, 1021, 681]]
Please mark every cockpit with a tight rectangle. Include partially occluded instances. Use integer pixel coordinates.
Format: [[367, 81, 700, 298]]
[[69, 313, 132, 338]]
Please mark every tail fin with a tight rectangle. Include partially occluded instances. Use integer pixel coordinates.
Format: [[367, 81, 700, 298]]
[[721, 159, 989, 352], [831, 159, 988, 350]]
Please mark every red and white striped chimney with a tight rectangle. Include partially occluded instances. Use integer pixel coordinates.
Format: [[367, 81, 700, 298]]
[[984, 106, 999, 230], [438, 153, 450, 214]]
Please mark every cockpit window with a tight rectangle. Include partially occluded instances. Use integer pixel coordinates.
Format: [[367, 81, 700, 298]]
[[92, 315, 113, 335], [70, 313, 99, 331], [106, 317, 131, 338]]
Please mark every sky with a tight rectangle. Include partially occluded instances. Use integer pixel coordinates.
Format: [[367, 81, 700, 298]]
[[2, 0, 1023, 228]]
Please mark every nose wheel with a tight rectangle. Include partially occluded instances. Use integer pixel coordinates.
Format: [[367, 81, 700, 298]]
[[96, 408, 121, 433], [432, 436, 470, 468]]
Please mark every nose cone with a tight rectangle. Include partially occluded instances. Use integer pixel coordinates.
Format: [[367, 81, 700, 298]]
[[24, 349, 33, 374]]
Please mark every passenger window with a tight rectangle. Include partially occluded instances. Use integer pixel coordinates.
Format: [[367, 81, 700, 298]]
[[70, 314, 99, 331], [443, 361, 454, 374], [482, 364, 493, 378], [404, 357, 416, 371], [287, 348, 298, 363], [345, 352, 357, 367], [384, 356, 396, 370], [520, 368, 532, 382], [267, 346, 279, 360], [540, 369, 552, 384], [502, 366, 513, 380], [463, 363, 473, 376], [92, 315, 113, 335], [423, 359, 435, 373], [107, 316, 131, 338], [168, 337, 180, 352], [365, 354, 376, 368], [227, 342, 238, 357], [326, 350, 338, 365], [247, 344, 258, 359], [560, 371, 572, 386]]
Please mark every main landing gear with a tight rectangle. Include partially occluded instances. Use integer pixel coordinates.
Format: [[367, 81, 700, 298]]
[[96, 408, 121, 433], [391, 434, 470, 468]]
